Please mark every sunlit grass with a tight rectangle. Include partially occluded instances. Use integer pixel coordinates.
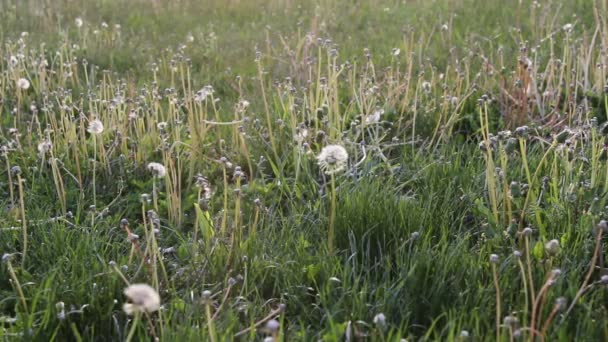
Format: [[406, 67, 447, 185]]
[[1, 0, 608, 340]]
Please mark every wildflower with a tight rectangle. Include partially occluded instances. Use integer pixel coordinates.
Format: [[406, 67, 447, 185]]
[[147, 162, 166, 178], [391, 48, 400, 56], [490, 254, 499, 264], [87, 119, 104, 134], [16, 78, 30, 90], [317, 144, 348, 175], [563, 23, 573, 33], [75, 17, 83, 27], [122, 284, 161, 315]]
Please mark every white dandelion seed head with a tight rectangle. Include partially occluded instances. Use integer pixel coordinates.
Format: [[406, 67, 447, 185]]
[[391, 48, 400, 56], [16, 78, 30, 90], [317, 144, 348, 175], [147, 162, 166, 178], [87, 119, 104, 134], [365, 108, 384, 124], [75, 17, 83, 28], [194, 85, 214, 102], [373, 313, 387, 328], [563, 23, 573, 33], [421, 81, 431, 93], [37, 140, 52, 155], [123, 284, 160, 315]]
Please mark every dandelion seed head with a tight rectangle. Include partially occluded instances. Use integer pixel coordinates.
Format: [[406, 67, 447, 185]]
[[87, 119, 104, 134], [75, 17, 83, 27], [147, 162, 166, 178], [422, 81, 431, 93], [16, 78, 30, 90], [37, 140, 52, 155], [373, 313, 387, 329], [123, 283, 160, 315], [316, 144, 348, 175]]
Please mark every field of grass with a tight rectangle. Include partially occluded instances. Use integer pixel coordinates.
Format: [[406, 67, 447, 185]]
[[1, 0, 608, 340]]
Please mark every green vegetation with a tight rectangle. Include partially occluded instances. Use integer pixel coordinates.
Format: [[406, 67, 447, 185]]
[[1, 0, 608, 340]]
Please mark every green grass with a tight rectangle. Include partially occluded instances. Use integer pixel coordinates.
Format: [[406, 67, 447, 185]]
[[1, 0, 608, 340]]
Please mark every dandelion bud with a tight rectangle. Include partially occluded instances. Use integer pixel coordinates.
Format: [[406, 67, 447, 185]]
[[545, 239, 560, 256]]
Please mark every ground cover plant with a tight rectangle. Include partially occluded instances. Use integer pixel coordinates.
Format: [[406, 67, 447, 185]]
[[1, 0, 608, 340]]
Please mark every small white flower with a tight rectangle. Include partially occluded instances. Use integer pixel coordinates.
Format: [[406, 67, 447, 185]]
[[16, 78, 30, 90], [391, 48, 400, 56], [87, 119, 104, 134], [563, 23, 573, 33], [75, 17, 83, 28], [317, 145, 348, 175], [122, 284, 160, 315], [147, 162, 166, 178]]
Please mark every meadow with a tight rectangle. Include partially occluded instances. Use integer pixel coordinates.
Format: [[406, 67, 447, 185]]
[[1, 0, 608, 340]]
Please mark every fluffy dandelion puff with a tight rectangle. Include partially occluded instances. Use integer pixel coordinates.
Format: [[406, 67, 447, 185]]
[[123, 283, 160, 315], [87, 119, 104, 134], [37, 140, 52, 155], [563, 23, 573, 33], [147, 162, 167, 178], [16, 78, 30, 90], [317, 144, 348, 175], [75, 17, 83, 28]]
